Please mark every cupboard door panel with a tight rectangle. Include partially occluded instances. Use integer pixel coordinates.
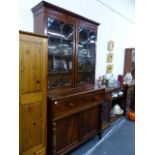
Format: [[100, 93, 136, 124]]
[[35, 147, 46, 155], [22, 147, 46, 155], [20, 101, 44, 152], [56, 114, 79, 152], [102, 99, 110, 128], [20, 41, 43, 94], [19, 32, 47, 155], [81, 107, 100, 139]]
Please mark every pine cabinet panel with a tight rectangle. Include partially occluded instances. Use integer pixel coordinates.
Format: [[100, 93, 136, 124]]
[[19, 31, 47, 155], [35, 147, 46, 155], [20, 102, 43, 152], [20, 42, 42, 94]]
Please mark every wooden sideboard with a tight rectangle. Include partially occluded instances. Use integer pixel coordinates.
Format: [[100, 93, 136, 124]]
[[102, 86, 127, 129], [102, 82, 135, 129], [47, 87, 105, 155]]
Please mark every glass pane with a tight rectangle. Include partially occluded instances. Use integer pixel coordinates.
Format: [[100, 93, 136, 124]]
[[47, 17, 73, 89], [77, 27, 96, 85], [48, 17, 61, 33]]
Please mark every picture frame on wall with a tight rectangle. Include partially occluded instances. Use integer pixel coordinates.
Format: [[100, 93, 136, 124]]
[[108, 40, 115, 51], [107, 53, 114, 63], [106, 64, 113, 74]]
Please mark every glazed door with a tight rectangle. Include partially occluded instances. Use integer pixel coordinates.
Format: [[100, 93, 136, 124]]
[[47, 16, 75, 90], [76, 26, 96, 87], [19, 32, 47, 155]]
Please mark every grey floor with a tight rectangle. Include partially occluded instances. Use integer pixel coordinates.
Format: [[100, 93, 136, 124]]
[[70, 116, 135, 155]]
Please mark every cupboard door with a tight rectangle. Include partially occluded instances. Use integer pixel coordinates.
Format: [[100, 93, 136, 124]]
[[80, 106, 100, 140], [19, 32, 47, 155], [55, 114, 79, 154]]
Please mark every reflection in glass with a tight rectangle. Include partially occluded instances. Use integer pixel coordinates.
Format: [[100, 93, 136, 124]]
[[47, 17, 73, 89], [77, 27, 96, 85]]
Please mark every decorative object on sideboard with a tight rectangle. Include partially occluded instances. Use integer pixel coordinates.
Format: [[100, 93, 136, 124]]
[[112, 104, 124, 115], [124, 72, 132, 84], [118, 74, 124, 86]]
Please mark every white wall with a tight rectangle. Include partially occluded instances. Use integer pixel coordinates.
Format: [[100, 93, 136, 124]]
[[20, 0, 135, 80]]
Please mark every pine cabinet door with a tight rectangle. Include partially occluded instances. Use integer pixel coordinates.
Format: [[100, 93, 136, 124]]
[[19, 32, 47, 155]]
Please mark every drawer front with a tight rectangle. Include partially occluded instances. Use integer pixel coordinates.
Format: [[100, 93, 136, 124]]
[[77, 92, 104, 106], [51, 98, 79, 115], [51, 91, 104, 117]]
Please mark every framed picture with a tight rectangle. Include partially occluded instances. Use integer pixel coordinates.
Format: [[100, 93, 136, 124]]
[[107, 53, 114, 63], [106, 64, 113, 74], [108, 40, 115, 51]]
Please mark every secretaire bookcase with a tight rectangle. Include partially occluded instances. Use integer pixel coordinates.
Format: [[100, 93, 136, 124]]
[[31, 1, 105, 155]]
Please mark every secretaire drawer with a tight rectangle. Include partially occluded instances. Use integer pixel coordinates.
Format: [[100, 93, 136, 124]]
[[51, 98, 79, 114], [49, 90, 104, 118], [77, 92, 104, 106]]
